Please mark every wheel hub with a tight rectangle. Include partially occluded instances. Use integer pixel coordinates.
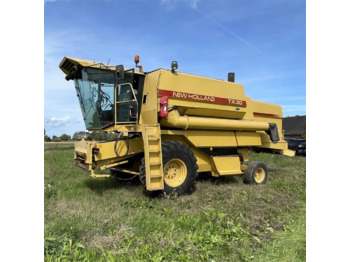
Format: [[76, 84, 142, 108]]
[[164, 158, 187, 187], [254, 167, 266, 183]]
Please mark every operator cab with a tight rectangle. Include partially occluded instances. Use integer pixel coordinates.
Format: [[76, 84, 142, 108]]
[[60, 57, 144, 131]]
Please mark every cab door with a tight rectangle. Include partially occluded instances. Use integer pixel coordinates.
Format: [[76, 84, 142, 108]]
[[115, 83, 138, 124]]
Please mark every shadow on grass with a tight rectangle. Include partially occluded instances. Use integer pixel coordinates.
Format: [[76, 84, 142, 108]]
[[84, 172, 243, 197], [84, 177, 140, 196]]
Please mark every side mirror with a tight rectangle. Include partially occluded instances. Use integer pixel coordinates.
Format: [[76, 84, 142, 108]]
[[115, 65, 124, 80], [128, 100, 138, 118]]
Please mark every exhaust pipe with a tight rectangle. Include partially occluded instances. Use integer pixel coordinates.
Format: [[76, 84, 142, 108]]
[[228, 72, 235, 82]]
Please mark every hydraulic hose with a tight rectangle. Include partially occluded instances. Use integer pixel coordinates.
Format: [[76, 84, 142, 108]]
[[112, 133, 136, 181], [114, 132, 130, 157]]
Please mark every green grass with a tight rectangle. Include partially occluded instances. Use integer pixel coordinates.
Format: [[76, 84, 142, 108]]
[[45, 142, 75, 149], [44, 148, 306, 261]]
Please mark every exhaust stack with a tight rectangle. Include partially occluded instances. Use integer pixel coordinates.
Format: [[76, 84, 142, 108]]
[[228, 72, 235, 82]]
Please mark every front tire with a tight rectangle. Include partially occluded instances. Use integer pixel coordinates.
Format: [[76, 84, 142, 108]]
[[139, 140, 198, 195]]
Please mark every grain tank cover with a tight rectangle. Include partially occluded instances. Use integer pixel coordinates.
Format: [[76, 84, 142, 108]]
[[147, 69, 248, 119], [154, 69, 246, 102]]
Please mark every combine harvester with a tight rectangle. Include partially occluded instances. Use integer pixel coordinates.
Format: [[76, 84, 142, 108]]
[[59, 56, 294, 195]]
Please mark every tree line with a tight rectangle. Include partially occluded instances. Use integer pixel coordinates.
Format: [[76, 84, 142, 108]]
[[44, 130, 120, 142]]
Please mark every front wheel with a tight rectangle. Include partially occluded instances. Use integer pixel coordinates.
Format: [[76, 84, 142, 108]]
[[139, 140, 198, 195]]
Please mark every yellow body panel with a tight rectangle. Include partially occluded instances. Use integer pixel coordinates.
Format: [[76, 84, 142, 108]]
[[235, 132, 262, 147], [139, 71, 160, 125], [211, 156, 242, 176], [94, 138, 144, 161], [162, 130, 238, 147]]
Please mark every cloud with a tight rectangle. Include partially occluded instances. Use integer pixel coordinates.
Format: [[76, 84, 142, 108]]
[[46, 116, 71, 127], [189, 0, 199, 9], [161, 0, 199, 10]]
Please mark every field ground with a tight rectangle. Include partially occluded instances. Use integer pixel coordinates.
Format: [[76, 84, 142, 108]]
[[45, 142, 75, 149], [44, 146, 306, 261]]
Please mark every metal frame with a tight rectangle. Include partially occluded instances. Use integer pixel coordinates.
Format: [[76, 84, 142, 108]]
[[114, 83, 139, 126]]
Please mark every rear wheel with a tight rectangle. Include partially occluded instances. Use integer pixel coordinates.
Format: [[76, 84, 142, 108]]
[[139, 140, 198, 195], [244, 161, 268, 184]]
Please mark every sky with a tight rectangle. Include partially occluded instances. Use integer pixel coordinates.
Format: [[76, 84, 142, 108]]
[[44, 0, 306, 137]]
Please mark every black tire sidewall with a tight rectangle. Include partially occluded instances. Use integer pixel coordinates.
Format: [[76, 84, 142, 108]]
[[162, 140, 198, 195], [245, 161, 268, 184]]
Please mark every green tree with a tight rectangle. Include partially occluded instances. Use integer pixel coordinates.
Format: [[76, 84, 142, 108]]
[[52, 136, 61, 142], [44, 135, 51, 142], [72, 131, 89, 140], [60, 134, 71, 141], [87, 131, 106, 141]]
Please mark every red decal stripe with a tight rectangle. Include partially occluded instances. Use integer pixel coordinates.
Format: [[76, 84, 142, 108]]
[[253, 112, 281, 118], [158, 89, 247, 107]]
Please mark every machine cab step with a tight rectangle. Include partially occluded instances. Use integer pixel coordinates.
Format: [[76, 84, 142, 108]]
[[141, 124, 164, 190]]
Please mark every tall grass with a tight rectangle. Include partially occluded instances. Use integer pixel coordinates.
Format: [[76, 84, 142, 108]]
[[45, 147, 306, 261]]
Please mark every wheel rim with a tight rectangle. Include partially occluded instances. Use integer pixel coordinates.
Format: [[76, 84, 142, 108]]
[[254, 167, 266, 183], [164, 158, 187, 187]]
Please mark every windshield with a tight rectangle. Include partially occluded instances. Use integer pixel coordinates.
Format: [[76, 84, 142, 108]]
[[74, 67, 134, 129]]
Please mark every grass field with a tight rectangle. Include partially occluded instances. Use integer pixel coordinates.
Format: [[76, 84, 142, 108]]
[[45, 142, 75, 149], [44, 146, 306, 261]]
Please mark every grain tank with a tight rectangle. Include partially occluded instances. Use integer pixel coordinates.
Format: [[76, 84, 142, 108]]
[[59, 56, 294, 195]]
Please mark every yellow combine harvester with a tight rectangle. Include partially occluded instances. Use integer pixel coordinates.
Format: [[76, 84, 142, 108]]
[[59, 56, 294, 195]]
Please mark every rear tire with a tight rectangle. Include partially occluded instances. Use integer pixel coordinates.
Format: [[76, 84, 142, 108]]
[[244, 161, 268, 184], [139, 140, 198, 196]]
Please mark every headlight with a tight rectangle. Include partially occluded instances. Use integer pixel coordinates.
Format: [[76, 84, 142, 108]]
[[298, 144, 305, 148]]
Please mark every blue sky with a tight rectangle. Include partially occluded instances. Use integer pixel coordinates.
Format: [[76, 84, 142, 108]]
[[44, 0, 305, 137]]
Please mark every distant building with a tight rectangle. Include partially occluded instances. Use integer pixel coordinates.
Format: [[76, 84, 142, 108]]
[[282, 115, 306, 139]]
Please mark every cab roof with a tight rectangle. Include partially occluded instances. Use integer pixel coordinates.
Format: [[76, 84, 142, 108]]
[[59, 56, 144, 75]]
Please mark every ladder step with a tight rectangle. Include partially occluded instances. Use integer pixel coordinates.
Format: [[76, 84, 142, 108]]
[[149, 149, 161, 153], [150, 161, 161, 165], [142, 124, 164, 191], [150, 174, 163, 178], [150, 186, 164, 190], [148, 137, 160, 140]]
